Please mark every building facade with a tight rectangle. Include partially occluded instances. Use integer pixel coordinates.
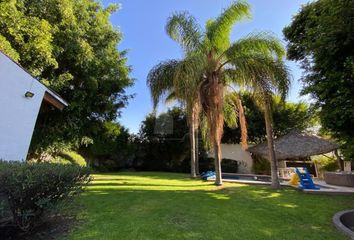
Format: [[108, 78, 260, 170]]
[[0, 51, 67, 161]]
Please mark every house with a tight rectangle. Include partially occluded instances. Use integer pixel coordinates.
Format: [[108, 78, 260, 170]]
[[0, 51, 68, 161]]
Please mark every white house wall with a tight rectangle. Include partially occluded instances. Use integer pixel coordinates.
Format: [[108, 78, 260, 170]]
[[0, 52, 47, 161], [208, 144, 253, 173]]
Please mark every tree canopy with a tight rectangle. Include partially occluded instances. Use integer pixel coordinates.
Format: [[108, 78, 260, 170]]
[[283, 0, 354, 160], [0, 0, 133, 153]]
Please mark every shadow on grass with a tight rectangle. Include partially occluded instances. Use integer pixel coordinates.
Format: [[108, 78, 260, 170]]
[[68, 172, 353, 240]]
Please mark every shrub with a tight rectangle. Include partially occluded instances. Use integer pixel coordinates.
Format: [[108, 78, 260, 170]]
[[29, 150, 87, 167], [252, 155, 271, 175], [0, 161, 90, 231], [312, 155, 339, 172], [55, 151, 87, 166]]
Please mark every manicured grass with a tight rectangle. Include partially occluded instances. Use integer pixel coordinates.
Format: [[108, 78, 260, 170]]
[[67, 172, 353, 240]]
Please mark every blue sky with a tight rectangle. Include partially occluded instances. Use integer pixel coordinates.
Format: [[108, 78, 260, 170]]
[[103, 0, 310, 133]]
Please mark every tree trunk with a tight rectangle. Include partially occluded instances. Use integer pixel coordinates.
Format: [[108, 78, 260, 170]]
[[236, 96, 248, 150], [214, 141, 223, 186], [195, 127, 200, 175], [189, 116, 197, 178], [200, 71, 224, 186], [334, 149, 344, 171], [264, 100, 280, 189]]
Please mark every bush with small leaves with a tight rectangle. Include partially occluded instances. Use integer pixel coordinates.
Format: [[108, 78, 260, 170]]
[[0, 161, 90, 231]]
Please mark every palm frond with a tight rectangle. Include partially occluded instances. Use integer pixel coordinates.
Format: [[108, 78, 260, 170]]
[[227, 55, 291, 111], [173, 53, 206, 110], [206, 1, 251, 53], [223, 93, 238, 129], [147, 60, 180, 110], [164, 91, 178, 105], [226, 54, 291, 96], [166, 12, 203, 52], [225, 32, 285, 61]]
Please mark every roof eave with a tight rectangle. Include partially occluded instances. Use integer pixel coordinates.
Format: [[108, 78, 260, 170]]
[[43, 90, 68, 111]]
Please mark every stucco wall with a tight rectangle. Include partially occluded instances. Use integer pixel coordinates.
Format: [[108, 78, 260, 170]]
[[208, 144, 254, 173], [0, 52, 46, 161]]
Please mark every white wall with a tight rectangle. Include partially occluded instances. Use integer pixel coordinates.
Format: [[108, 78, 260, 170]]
[[0, 52, 46, 161], [208, 144, 254, 173]]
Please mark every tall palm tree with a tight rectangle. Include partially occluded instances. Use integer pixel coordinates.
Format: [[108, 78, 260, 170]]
[[149, 1, 289, 185], [147, 10, 207, 178], [246, 61, 290, 189], [147, 59, 201, 178]]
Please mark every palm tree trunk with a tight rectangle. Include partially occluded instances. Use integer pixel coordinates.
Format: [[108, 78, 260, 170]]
[[334, 149, 343, 171], [194, 127, 200, 175], [214, 140, 223, 186], [189, 116, 197, 178], [200, 71, 224, 186], [236, 96, 248, 149], [264, 99, 280, 189]]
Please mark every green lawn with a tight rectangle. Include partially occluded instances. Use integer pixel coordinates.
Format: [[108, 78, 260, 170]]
[[67, 172, 353, 240]]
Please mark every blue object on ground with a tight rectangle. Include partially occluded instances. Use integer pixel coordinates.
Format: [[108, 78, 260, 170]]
[[201, 171, 216, 180], [295, 168, 320, 190]]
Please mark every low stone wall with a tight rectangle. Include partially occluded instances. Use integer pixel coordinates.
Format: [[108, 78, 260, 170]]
[[324, 172, 354, 187]]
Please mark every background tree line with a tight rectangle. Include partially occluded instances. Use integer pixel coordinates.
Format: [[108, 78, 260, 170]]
[[91, 95, 314, 173]]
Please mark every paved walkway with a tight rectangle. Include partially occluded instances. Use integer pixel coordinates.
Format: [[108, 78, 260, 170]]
[[303, 180, 354, 195], [214, 177, 354, 195]]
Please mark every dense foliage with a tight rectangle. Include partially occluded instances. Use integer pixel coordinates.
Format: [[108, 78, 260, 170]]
[[81, 122, 133, 171], [132, 97, 313, 173], [0, 0, 133, 153], [32, 150, 88, 166], [222, 93, 314, 144], [134, 108, 191, 172], [0, 161, 90, 231], [283, 0, 354, 160]]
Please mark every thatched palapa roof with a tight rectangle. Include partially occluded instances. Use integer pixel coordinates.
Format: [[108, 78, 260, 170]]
[[247, 131, 339, 160]]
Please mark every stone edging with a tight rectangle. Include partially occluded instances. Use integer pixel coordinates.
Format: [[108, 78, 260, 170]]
[[333, 210, 354, 239]]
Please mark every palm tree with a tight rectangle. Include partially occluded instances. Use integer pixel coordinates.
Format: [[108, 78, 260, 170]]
[[149, 1, 289, 185], [147, 59, 201, 178], [246, 61, 290, 189], [167, 1, 284, 185], [147, 10, 207, 178]]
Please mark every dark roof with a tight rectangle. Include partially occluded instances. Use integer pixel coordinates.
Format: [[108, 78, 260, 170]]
[[247, 130, 339, 160], [0, 50, 68, 109]]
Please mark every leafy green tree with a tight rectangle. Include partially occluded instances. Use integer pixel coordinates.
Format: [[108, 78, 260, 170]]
[[0, 0, 133, 154], [149, 1, 289, 185], [246, 66, 290, 188], [283, 0, 354, 161]]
